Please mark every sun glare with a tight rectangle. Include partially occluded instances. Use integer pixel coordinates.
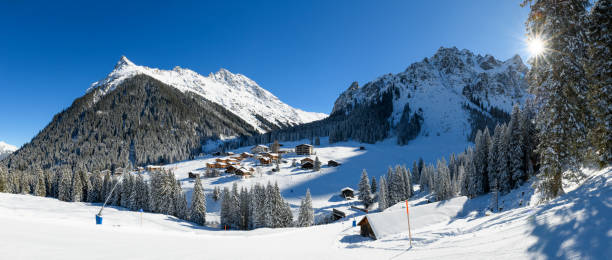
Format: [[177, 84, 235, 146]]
[[528, 37, 545, 57]]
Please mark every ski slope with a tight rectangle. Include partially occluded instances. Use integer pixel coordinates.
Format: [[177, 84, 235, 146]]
[[1, 167, 609, 259]]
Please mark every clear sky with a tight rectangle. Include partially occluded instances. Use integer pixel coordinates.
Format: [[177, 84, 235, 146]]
[[0, 0, 530, 147]]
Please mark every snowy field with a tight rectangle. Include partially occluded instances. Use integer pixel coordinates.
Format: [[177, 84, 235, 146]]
[[1, 167, 609, 259]]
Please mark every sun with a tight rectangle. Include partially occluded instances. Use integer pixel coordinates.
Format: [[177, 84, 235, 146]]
[[528, 37, 546, 57]]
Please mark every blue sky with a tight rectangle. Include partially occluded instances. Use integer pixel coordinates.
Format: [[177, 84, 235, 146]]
[[0, 0, 529, 147]]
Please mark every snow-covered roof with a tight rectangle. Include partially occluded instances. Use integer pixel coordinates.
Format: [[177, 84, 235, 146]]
[[362, 196, 467, 239], [341, 187, 354, 192]]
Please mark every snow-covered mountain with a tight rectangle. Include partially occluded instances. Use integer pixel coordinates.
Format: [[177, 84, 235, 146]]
[[0, 141, 17, 160], [88, 57, 327, 132], [331, 47, 529, 142]]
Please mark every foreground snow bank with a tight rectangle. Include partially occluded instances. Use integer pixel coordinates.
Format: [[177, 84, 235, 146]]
[[0, 167, 609, 259]]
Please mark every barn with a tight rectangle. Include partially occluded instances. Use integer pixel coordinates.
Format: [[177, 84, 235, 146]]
[[328, 160, 341, 167]]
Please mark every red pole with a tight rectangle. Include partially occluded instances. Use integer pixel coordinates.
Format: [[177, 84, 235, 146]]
[[405, 200, 412, 247]]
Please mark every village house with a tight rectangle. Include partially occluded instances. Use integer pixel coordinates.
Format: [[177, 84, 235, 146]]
[[259, 157, 272, 165], [301, 161, 314, 169], [225, 165, 238, 174], [240, 152, 253, 158], [300, 158, 314, 165], [251, 144, 270, 154], [332, 209, 346, 221], [235, 167, 254, 177], [295, 144, 313, 155], [146, 165, 162, 172], [340, 187, 355, 199], [328, 160, 341, 167]]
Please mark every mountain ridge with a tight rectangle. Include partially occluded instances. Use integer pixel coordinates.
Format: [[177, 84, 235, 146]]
[[88, 56, 327, 132]]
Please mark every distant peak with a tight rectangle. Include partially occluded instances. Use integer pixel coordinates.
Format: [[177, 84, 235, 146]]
[[115, 55, 135, 69]]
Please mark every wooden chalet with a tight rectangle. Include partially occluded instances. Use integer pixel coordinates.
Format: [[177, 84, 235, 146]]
[[300, 158, 314, 164], [340, 187, 355, 199], [235, 167, 254, 177], [251, 144, 270, 154], [240, 152, 253, 158], [301, 161, 314, 169], [227, 152, 235, 156], [328, 160, 341, 167], [188, 172, 200, 179], [259, 157, 272, 165], [295, 144, 313, 155], [225, 165, 238, 174], [146, 165, 162, 172]]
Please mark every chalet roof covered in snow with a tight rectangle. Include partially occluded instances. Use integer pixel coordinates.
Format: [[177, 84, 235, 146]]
[[360, 196, 468, 239]]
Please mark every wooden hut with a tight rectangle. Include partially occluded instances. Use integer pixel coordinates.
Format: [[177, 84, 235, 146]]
[[328, 160, 341, 167], [340, 187, 355, 199], [357, 217, 376, 239], [251, 144, 270, 154], [188, 172, 200, 179]]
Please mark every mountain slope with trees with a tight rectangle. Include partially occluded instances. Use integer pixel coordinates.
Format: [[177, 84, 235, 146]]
[[2, 75, 258, 172]]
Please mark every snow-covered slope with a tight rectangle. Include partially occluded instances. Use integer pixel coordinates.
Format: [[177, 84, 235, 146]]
[[88, 56, 327, 132], [332, 47, 529, 140], [0, 141, 17, 160], [1, 167, 608, 259]]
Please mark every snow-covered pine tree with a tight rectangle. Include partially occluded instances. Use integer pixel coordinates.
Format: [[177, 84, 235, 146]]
[[58, 169, 72, 202], [239, 187, 251, 230], [419, 164, 429, 192], [101, 171, 112, 202], [508, 104, 525, 188], [0, 166, 7, 192], [412, 160, 420, 183], [213, 186, 220, 201], [435, 159, 453, 201], [455, 164, 467, 196], [297, 189, 314, 227], [109, 177, 121, 206], [378, 177, 388, 211], [220, 186, 231, 229], [314, 156, 322, 171], [358, 169, 373, 207], [174, 180, 188, 220], [34, 170, 46, 197], [189, 176, 206, 225], [488, 125, 502, 193], [524, 0, 590, 200], [585, 0, 612, 166], [45, 170, 55, 198], [120, 173, 134, 207], [403, 166, 413, 198], [230, 183, 241, 228], [497, 124, 511, 193], [19, 173, 32, 194], [371, 176, 377, 194]]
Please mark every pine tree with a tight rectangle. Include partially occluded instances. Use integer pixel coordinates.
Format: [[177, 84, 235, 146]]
[[0, 166, 8, 192], [508, 104, 526, 187], [220, 187, 231, 229], [101, 171, 112, 202], [314, 136, 321, 146], [358, 169, 373, 207], [213, 186, 221, 201], [120, 173, 134, 207], [174, 180, 188, 220], [58, 169, 72, 202], [371, 177, 377, 194], [378, 177, 388, 211], [488, 125, 502, 193], [585, 0, 612, 166], [34, 171, 46, 197], [412, 161, 420, 183], [498, 124, 512, 193], [524, 0, 590, 200], [88, 172, 103, 203], [190, 176, 206, 225], [403, 166, 413, 198], [297, 189, 314, 227], [313, 156, 322, 171], [239, 187, 251, 230]]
